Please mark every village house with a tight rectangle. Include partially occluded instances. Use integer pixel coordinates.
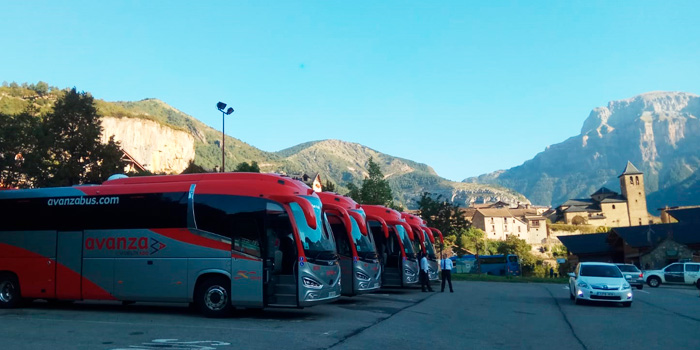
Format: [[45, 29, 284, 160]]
[[471, 206, 548, 245]]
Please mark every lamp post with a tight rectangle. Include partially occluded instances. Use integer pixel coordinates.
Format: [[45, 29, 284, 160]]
[[217, 102, 234, 172]]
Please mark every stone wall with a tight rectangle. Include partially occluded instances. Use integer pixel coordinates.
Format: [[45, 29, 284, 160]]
[[640, 239, 695, 270]]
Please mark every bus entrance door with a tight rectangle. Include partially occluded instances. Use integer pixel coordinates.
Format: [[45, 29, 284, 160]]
[[56, 231, 83, 300]]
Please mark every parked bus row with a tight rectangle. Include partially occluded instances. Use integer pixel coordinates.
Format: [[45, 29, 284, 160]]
[[0, 173, 446, 317]]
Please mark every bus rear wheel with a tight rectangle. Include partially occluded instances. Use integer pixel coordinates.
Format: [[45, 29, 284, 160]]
[[195, 276, 232, 318], [0, 274, 21, 309]]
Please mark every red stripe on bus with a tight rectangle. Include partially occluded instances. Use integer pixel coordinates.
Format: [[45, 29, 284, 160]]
[[0, 243, 116, 300], [151, 228, 229, 251]]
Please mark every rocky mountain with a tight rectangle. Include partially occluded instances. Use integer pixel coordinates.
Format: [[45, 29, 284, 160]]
[[0, 84, 527, 209], [465, 92, 700, 212]]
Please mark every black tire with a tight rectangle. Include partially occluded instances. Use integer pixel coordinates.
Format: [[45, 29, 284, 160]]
[[622, 301, 632, 307], [647, 276, 661, 288], [0, 273, 22, 309], [569, 290, 574, 300], [575, 297, 584, 305], [636, 285, 643, 290], [696, 279, 700, 290], [195, 276, 232, 318]]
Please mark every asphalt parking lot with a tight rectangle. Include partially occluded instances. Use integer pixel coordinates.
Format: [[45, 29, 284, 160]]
[[1, 281, 699, 350]]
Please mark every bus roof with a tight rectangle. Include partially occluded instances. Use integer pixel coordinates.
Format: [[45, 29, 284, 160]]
[[318, 192, 367, 235], [362, 205, 413, 240]]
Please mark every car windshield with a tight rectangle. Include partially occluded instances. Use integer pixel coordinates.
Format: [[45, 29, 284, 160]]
[[396, 224, 415, 258], [290, 195, 336, 257], [348, 210, 377, 257], [580, 265, 623, 278], [617, 265, 640, 272]]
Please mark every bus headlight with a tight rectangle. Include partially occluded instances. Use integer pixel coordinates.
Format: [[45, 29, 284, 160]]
[[404, 268, 416, 276], [302, 277, 323, 289], [355, 271, 370, 281]]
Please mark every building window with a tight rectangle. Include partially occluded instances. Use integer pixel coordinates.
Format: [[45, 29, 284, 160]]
[[635, 176, 639, 185], [492, 225, 495, 232], [490, 218, 494, 224], [639, 218, 642, 225], [630, 177, 634, 185], [518, 226, 521, 232], [612, 205, 615, 209]]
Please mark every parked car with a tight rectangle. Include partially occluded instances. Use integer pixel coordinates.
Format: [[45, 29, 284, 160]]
[[616, 264, 644, 290], [568, 262, 633, 307], [643, 262, 700, 288]]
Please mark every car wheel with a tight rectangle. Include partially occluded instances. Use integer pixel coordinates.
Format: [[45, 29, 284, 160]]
[[647, 276, 661, 288], [195, 276, 232, 318], [622, 301, 632, 307], [0, 273, 22, 309], [569, 290, 574, 300], [636, 285, 643, 290], [574, 297, 584, 305]]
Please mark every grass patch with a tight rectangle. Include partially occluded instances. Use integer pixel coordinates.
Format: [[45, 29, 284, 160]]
[[452, 273, 568, 284]]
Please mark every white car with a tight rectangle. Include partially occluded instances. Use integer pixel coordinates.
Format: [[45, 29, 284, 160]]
[[643, 262, 700, 288], [568, 262, 633, 307]]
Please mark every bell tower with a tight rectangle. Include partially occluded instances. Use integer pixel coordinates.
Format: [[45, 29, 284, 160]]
[[618, 161, 649, 226]]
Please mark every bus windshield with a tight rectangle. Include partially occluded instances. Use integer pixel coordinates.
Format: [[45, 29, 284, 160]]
[[396, 225, 416, 258], [349, 210, 377, 258], [422, 231, 436, 259], [290, 196, 336, 258]]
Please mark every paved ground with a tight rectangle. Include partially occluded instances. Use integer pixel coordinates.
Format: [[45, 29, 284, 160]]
[[1, 281, 699, 350]]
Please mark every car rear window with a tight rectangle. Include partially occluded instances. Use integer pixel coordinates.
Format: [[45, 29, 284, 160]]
[[617, 265, 640, 272], [687, 264, 700, 272], [580, 265, 623, 278]]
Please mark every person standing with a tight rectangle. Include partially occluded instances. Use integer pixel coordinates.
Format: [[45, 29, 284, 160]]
[[441, 254, 454, 293], [420, 252, 434, 292]]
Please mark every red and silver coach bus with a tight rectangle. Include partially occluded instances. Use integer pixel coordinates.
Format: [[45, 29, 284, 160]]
[[402, 213, 439, 282], [318, 192, 381, 296], [0, 173, 341, 317], [362, 205, 419, 287]]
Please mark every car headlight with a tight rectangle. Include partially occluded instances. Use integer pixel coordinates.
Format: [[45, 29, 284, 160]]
[[621, 283, 631, 290], [577, 281, 588, 288]]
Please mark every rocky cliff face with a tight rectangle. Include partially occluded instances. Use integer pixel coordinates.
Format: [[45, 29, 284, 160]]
[[100, 116, 196, 174], [465, 92, 700, 210]]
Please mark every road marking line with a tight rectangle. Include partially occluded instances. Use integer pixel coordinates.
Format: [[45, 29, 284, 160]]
[[637, 290, 650, 294], [563, 286, 570, 290]]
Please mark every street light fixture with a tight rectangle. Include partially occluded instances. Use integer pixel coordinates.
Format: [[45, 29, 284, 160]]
[[217, 101, 234, 172]]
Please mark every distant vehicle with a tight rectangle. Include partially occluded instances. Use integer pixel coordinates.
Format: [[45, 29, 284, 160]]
[[569, 262, 633, 307], [450, 254, 521, 276], [643, 262, 700, 288], [616, 264, 644, 290]]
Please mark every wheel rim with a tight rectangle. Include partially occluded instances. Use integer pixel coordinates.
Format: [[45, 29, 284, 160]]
[[204, 285, 228, 311], [650, 279, 658, 287], [0, 281, 16, 303]]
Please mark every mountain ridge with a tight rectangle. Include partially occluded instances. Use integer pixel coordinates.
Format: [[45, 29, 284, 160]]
[[464, 91, 700, 211]]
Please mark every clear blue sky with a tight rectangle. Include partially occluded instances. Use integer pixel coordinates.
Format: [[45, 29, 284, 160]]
[[2, 1, 699, 181]]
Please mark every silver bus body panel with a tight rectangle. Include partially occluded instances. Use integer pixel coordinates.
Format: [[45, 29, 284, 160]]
[[298, 261, 341, 307]]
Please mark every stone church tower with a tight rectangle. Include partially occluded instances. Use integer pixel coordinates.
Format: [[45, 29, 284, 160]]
[[618, 161, 650, 226]]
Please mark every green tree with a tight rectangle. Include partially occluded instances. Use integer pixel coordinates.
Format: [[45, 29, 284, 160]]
[[33, 81, 49, 95], [181, 160, 209, 174], [323, 180, 336, 192], [34, 88, 122, 186], [345, 182, 361, 201], [358, 157, 393, 205], [0, 110, 41, 188], [416, 192, 469, 236], [496, 235, 540, 276], [234, 161, 260, 172]]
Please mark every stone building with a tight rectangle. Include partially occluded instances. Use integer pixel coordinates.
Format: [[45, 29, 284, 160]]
[[553, 161, 652, 228], [471, 207, 548, 244]]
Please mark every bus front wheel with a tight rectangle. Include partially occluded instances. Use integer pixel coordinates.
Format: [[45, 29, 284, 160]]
[[195, 276, 232, 318], [0, 273, 22, 309]]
